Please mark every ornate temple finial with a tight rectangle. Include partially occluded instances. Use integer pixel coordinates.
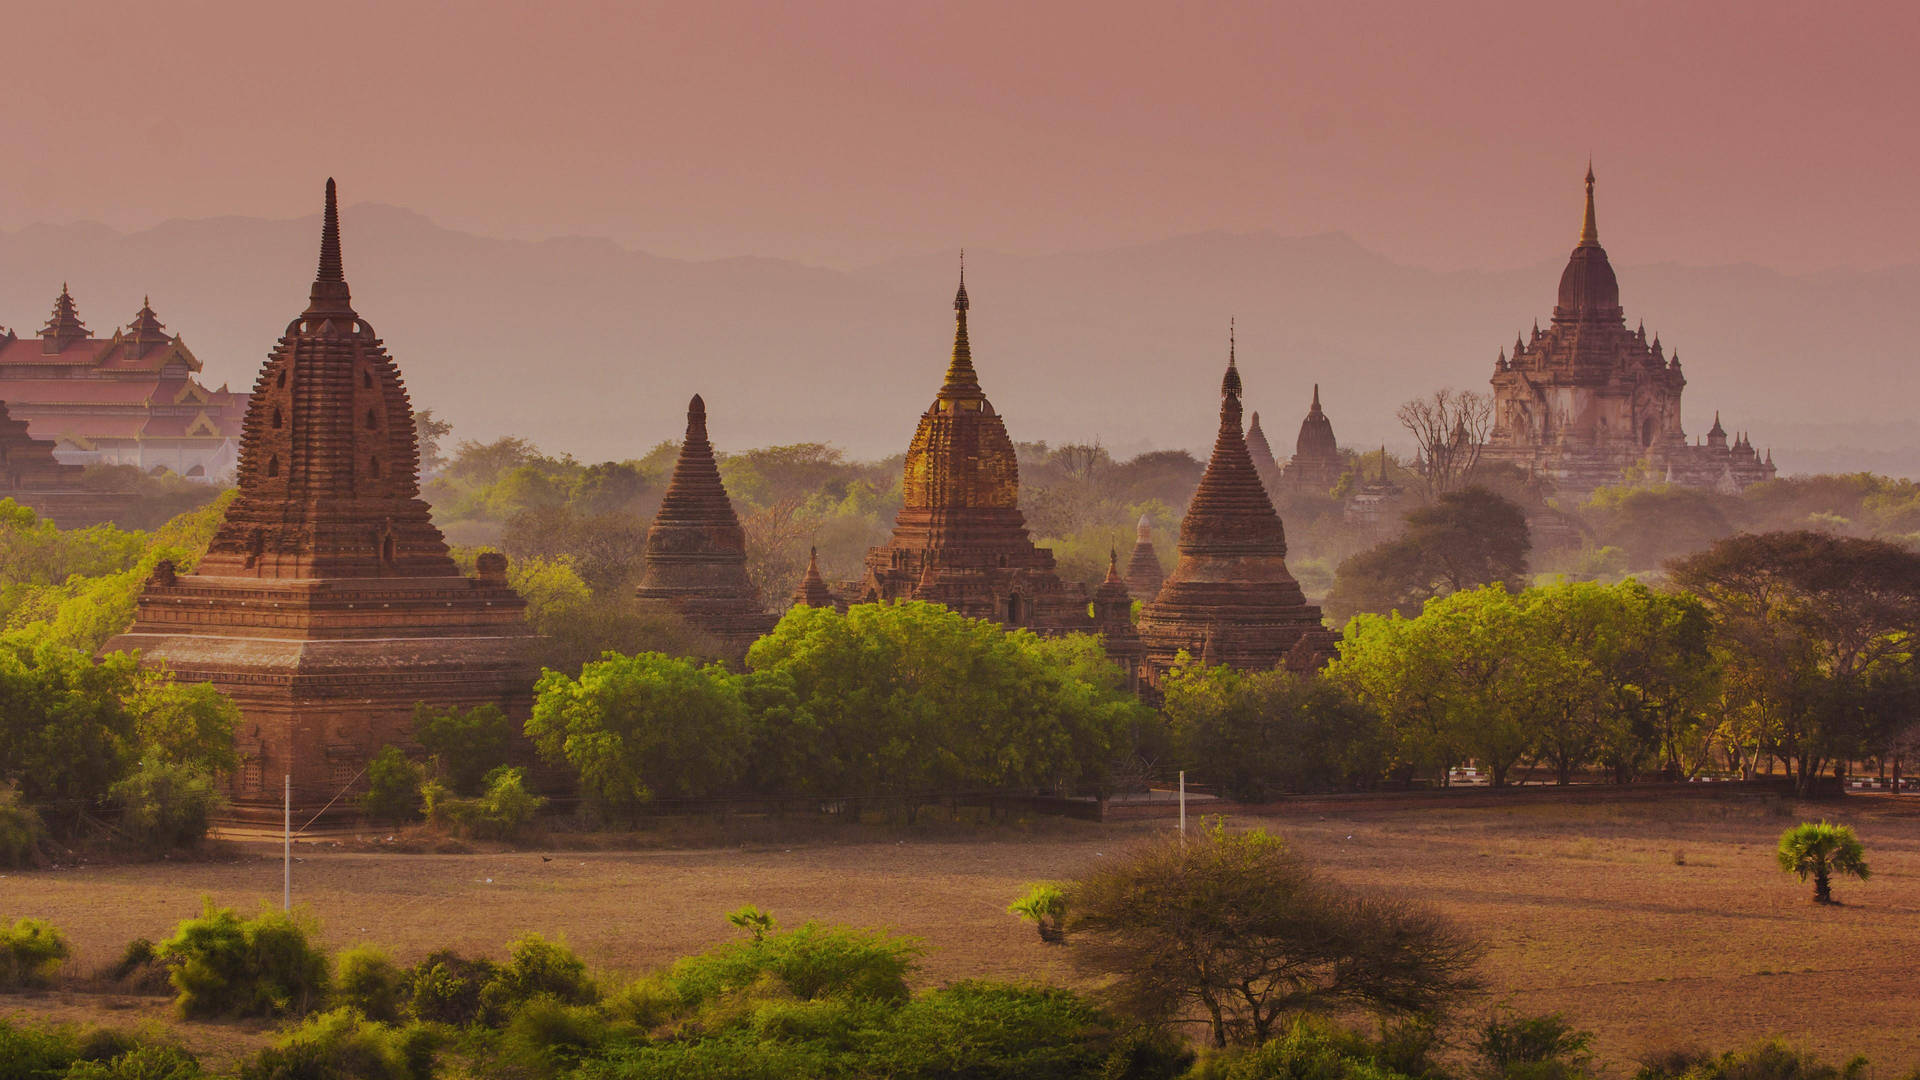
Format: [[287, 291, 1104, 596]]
[[1312, 383, 1321, 410], [1579, 162, 1599, 246], [1221, 319, 1241, 401], [1106, 546, 1123, 582], [40, 283, 89, 352], [939, 257, 982, 397], [304, 178, 356, 318], [688, 392, 708, 436], [319, 178, 343, 282], [1137, 513, 1152, 541]]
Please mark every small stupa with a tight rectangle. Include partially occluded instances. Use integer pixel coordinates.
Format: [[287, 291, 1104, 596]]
[[635, 394, 778, 658]]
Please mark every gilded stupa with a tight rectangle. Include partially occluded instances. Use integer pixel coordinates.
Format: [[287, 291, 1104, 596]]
[[858, 262, 1093, 632]]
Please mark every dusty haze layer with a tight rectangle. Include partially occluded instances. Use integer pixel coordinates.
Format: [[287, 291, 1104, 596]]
[[1, 206, 1914, 473]]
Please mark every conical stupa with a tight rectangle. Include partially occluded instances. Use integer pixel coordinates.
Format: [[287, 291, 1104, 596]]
[[789, 547, 838, 610], [636, 394, 778, 658], [1136, 329, 1337, 683]]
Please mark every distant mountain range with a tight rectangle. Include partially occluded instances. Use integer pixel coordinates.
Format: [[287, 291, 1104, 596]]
[[3, 206, 1915, 475]]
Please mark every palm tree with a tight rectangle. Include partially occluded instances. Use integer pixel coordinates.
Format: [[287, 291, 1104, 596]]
[[1776, 821, 1871, 904]]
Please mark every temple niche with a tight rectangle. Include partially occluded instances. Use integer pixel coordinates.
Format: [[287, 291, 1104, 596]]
[[1136, 329, 1338, 685], [634, 394, 779, 659], [104, 181, 537, 811], [1276, 384, 1344, 496], [856, 266, 1096, 634], [1479, 167, 1777, 500]]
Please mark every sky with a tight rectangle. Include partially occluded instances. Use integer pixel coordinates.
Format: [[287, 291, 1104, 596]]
[[3, 0, 1914, 273]]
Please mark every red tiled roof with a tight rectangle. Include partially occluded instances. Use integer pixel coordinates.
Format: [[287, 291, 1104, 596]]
[[0, 377, 166, 405], [0, 338, 112, 367]]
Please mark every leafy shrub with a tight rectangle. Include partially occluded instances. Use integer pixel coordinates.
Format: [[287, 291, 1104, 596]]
[[498, 998, 612, 1077], [334, 945, 409, 1023], [423, 767, 543, 841], [109, 761, 225, 852], [1632, 1039, 1867, 1080], [1187, 1016, 1421, 1080], [870, 981, 1162, 1080], [0, 1018, 201, 1080], [60, 1043, 205, 1080], [413, 703, 515, 796], [236, 1009, 437, 1080], [477, 933, 598, 1025], [155, 901, 330, 1018], [1007, 882, 1068, 943], [0, 785, 48, 868], [0, 916, 70, 988], [360, 748, 425, 823], [664, 919, 922, 1011], [404, 950, 499, 1026], [1474, 1010, 1594, 1080], [103, 938, 170, 994]]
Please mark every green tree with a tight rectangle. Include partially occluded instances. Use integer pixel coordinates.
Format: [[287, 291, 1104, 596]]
[[1671, 531, 1920, 794], [528, 652, 750, 816], [1327, 487, 1531, 620], [1776, 821, 1870, 905], [0, 642, 141, 809], [412, 703, 514, 795], [361, 747, 425, 823], [1064, 823, 1481, 1048], [1163, 662, 1382, 799]]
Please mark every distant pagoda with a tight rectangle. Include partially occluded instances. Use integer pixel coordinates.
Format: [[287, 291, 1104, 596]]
[[1137, 329, 1337, 683], [1479, 166, 1776, 498], [788, 547, 839, 610], [635, 394, 778, 658], [857, 263, 1094, 633], [1245, 410, 1282, 487], [1277, 384, 1344, 495], [1092, 548, 1143, 691], [1123, 514, 1165, 604], [104, 180, 537, 811]]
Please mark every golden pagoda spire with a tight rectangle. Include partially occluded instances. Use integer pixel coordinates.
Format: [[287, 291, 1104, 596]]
[[1579, 161, 1599, 246], [938, 250, 983, 401]]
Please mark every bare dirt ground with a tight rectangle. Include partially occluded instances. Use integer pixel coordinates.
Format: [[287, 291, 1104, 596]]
[[4, 791, 1919, 1071]]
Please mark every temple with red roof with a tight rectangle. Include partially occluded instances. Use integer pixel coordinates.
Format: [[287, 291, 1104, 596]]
[[0, 288, 245, 480]]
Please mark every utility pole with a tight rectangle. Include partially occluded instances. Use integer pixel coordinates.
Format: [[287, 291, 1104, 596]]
[[283, 774, 291, 912]]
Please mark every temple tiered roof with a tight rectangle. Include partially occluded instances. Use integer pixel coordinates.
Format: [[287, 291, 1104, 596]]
[[636, 393, 777, 657]]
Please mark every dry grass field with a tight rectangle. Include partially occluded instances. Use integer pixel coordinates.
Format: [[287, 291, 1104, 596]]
[[4, 791, 1919, 1071]]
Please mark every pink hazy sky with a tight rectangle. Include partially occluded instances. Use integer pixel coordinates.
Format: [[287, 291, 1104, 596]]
[[3, 1, 1912, 272]]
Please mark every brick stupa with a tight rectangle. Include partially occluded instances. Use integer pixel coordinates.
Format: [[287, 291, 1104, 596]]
[[788, 547, 839, 610], [1245, 410, 1281, 487], [857, 264, 1093, 632], [1124, 514, 1165, 604], [105, 181, 536, 810], [635, 394, 777, 658], [1137, 329, 1337, 684]]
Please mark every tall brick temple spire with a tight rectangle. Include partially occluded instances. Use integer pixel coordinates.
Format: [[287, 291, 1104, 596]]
[[107, 180, 536, 811], [1125, 513, 1165, 604], [636, 394, 777, 658], [1136, 326, 1336, 683]]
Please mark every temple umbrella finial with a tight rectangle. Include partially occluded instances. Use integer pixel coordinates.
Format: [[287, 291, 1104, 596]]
[[1221, 319, 1242, 401], [1579, 161, 1599, 246], [304, 178, 355, 318]]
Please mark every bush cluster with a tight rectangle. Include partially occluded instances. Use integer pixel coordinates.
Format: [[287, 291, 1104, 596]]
[[155, 901, 330, 1018], [0, 916, 70, 988]]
